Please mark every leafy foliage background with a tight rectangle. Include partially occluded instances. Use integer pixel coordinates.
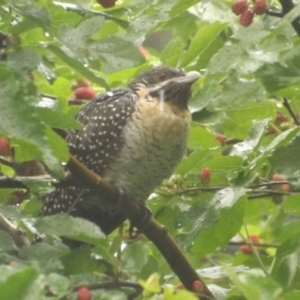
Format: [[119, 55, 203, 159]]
[[0, 0, 300, 299]]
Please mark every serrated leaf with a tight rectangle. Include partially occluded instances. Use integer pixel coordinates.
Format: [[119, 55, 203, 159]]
[[207, 77, 265, 111], [35, 215, 105, 244], [89, 35, 144, 73], [59, 16, 105, 48], [208, 45, 241, 75]]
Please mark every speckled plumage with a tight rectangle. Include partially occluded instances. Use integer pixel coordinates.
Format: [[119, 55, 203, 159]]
[[41, 66, 200, 234]]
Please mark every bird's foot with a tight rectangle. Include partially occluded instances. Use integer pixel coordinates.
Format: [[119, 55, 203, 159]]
[[129, 205, 152, 238]]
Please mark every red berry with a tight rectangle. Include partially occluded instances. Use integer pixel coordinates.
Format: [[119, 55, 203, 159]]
[[232, 0, 249, 15], [199, 168, 211, 185], [27, 71, 34, 81], [239, 9, 254, 27], [97, 0, 116, 8], [272, 174, 286, 182], [249, 234, 260, 244], [74, 87, 96, 100], [214, 133, 226, 146], [0, 137, 11, 156], [275, 113, 289, 125], [272, 174, 291, 192], [280, 184, 291, 192], [77, 287, 91, 300], [265, 127, 278, 136], [177, 283, 185, 290], [253, 0, 267, 15], [240, 244, 252, 254], [192, 280, 205, 293]]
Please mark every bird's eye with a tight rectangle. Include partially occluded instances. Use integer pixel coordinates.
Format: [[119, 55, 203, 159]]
[[159, 72, 166, 80]]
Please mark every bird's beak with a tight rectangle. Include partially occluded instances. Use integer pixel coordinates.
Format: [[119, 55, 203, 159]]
[[172, 71, 201, 85], [149, 71, 201, 93]]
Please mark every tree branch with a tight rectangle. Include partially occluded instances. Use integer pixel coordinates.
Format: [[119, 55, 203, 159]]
[[279, 0, 300, 37], [66, 155, 216, 299], [0, 213, 30, 247]]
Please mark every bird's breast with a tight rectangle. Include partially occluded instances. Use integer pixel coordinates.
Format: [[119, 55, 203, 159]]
[[103, 96, 191, 203]]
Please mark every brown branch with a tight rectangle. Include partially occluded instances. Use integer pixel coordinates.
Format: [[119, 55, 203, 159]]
[[265, 10, 284, 18], [67, 155, 216, 300], [279, 0, 300, 37], [229, 241, 279, 248], [0, 175, 55, 189], [0, 213, 30, 247]]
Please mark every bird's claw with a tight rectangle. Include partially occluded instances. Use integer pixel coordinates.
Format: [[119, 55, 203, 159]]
[[129, 205, 152, 238]]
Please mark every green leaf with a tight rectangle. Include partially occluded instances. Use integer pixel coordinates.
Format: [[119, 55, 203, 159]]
[[170, 0, 201, 17], [47, 273, 69, 296], [188, 124, 220, 150], [269, 135, 300, 177], [208, 45, 241, 75], [0, 230, 17, 252], [20, 242, 69, 273], [35, 215, 106, 245], [179, 188, 247, 257], [46, 44, 108, 88], [7, 47, 41, 72], [0, 266, 38, 300], [230, 119, 270, 157], [226, 268, 282, 300], [251, 127, 300, 170], [160, 37, 184, 67], [59, 16, 105, 48], [272, 239, 299, 289], [89, 35, 144, 73], [180, 23, 226, 68], [35, 107, 83, 130], [207, 77, 265, 111], [10, 2, 51, 32], [122, 241, 149, 274], [0, 67, 64, 178]]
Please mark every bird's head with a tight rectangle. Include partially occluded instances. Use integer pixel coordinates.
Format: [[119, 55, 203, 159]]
[[129, 65, 200, 109]]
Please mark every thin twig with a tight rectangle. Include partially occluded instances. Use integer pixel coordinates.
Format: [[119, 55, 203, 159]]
[[0, 213, 30, 247], [265, 10, 284, 18], [279, 0, 300, 38], [243, 221, 269, 276], [283, 97, 300, 125], [229, 241, 279, 248]]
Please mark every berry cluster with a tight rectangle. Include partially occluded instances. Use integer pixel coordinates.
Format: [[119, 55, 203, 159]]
[[232, 0, 267, 27]]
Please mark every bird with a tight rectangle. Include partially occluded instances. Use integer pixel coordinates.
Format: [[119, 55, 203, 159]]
[[40, 65, 200, 235]]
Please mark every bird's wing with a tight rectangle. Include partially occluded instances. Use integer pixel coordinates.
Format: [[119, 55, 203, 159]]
[[67, 87, 137, 175]]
